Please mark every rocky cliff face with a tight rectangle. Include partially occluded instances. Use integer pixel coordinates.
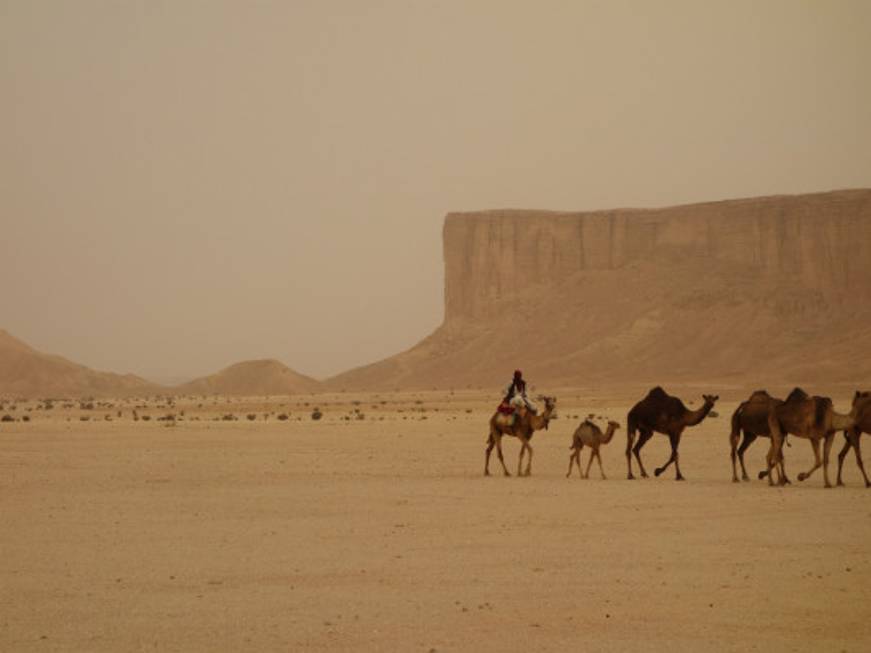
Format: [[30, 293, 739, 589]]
[[330, 189, 871, 391], [443, 190, 871, 322]]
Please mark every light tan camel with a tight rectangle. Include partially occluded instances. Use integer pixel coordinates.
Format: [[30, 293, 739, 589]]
[[765, 388, 856, 488], [485, 396, 557, 477], [626, 387, 719, 481], [567, 419, 620, 479], [729, 390, 790, 483], [836, 391, 871, 487]]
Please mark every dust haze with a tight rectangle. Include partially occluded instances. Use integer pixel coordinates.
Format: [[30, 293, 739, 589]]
[[2, 1, 870, 381]]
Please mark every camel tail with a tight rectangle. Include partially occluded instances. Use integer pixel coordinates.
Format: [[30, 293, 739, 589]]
[[730, 403, 743, 435]]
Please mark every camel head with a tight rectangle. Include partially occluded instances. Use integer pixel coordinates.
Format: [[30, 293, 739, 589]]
[[536, 396, 557, 428], [702, 394, 719, 407], [853, 390, 871, 409], [607, 420, 621, 430]]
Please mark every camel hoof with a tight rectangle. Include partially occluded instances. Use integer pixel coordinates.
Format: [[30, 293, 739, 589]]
[[653, 468, 663, 477], [837, 480, 845, 487], [640, 472, 649, 479], [797, 473, 807, 482], [675, 476, 686, 481], [627, 474, 635, 480], [732, 478, 739, 483], [757, 471, 768, 480], [865, 482, 871, 489], [742, 475, 750, 482], [824, 483, 833, 489]]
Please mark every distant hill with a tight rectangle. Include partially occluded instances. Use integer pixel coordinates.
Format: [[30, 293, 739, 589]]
[[176, 359, 322, 396], [0, 330, 161, 398], [327, 189, 871, 390]]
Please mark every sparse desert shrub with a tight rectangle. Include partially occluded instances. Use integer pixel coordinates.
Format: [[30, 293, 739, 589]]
[[709, 411, 720, 418], [222, 414, 236, 421], [277, 413, 289, 421], [22, 415, 30, 422], [80, 416, 90, 422], [311, 408, 322, 421], [246, 414, 257, 421], [1, 414, 14, 422], [356, 412, 365, 420], [141, 415, 151, 421]]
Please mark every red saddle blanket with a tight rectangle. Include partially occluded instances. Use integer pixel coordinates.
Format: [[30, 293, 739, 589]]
[[497, 401, 515, 415]]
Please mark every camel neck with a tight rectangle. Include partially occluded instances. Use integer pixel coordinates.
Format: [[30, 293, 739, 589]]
[[686, 403, 713, 426]]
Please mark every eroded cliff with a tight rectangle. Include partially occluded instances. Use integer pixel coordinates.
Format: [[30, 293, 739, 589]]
[[443, 190, 871, 322], [329, 189, 871, 390]]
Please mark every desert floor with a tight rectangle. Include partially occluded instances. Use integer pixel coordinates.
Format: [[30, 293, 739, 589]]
[[1, 389, 870, 652]]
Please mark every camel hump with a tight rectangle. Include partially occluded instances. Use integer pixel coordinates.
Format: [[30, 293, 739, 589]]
[[748, 390, 771, 402], [814, 396, 833, 428], [785, 387, 809, 403], [646, 386, 669, 401]]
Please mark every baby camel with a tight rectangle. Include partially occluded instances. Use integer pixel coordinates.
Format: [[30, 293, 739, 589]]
[[567, 419, 620, 479]]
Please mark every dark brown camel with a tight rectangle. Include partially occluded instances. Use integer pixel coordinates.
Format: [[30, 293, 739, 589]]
[[484, 396, 557, 477], [625, 387, 719, 481], [836, 391, 871, 487], [729, 390, 790, 483], [765, 388, 855, 488]]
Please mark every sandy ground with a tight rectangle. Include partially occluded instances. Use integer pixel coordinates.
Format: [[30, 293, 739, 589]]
[[1, 390, 870, 652]]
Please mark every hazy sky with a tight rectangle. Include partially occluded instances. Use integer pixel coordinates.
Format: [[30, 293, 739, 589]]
[[2, 1, 869, 382]]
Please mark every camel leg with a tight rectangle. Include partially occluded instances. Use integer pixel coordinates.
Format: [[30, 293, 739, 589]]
[[797, 438, 822, 483], [626, 429, 637, 479], [777, 447, 791, 484], [852, 433, 871, 488], [655, 433, 684, 480], [575, 445, 584, 477], [584, 449, 595, 479], [567, 447, 580, 478], [596, 450, 607, 480], [823, 432, 835, 489], [494, 435, 510, 477], [517, 440, 526, 477], [758, 439, 789, 483], [736, 432, 756, 482], [520, 437, 533, 476], [633, 429, 654, 478], [765, 418, 784, 487], [729, 426, 742, 482], [837, 432, 852, 486], [485, 434, 495, 476]]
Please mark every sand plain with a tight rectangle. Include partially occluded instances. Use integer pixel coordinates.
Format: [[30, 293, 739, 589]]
[[1, 390, 870, 652]]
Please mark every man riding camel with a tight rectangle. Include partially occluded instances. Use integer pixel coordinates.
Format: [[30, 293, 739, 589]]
[[502, 369, 537, 415]]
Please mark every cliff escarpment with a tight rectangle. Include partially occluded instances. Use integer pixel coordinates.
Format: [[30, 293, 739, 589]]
[[329, 189, 871, 390], [444, 190, 871, 322]]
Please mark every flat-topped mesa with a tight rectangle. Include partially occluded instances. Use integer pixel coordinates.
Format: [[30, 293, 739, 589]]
[[443, 189, 871, 321]]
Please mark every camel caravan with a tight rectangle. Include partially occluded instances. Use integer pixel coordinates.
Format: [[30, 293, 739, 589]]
[[484, 371, 871, 488]]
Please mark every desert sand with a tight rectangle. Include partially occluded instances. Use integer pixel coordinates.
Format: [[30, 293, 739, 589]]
[[2, 390, 869, 652]]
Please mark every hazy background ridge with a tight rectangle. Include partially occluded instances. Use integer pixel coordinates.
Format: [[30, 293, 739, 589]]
[[2, 0, 870, 382]]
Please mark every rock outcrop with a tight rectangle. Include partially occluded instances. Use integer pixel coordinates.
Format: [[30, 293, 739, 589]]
[[329, 189, 871, 390]]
